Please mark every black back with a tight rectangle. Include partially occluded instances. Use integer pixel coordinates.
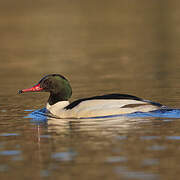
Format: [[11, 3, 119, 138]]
[[65, 93, 152, 109]]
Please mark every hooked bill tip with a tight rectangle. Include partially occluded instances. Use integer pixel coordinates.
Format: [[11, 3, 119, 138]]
[[18, 90, 23, 94]]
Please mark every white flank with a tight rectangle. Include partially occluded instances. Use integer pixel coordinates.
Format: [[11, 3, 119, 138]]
[[46, 99, 161, 119]]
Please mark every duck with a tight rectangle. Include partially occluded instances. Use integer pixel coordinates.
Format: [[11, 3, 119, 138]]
[[19, 74, 166, 119]]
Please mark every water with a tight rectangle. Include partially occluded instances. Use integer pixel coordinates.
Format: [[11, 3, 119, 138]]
[[1, 0, 180, 179]]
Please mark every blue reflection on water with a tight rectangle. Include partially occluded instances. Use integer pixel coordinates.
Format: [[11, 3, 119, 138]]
[[24, 107, 180, 122], [142, 158, 159, 166], [166, 136, 180, 140], [128, 109, 180, 118], [106, 156, 127, 163], [52, 150, 77, 161], [0, 150, 21, 156], [147, 145, 166, 151], [115, 166, 159, 180], [87, 108, 180, 119], [140, 136, 160, 140], [25, 108, 48, 124], [40, 135, 51, 138], [0, 133, 20, 137]]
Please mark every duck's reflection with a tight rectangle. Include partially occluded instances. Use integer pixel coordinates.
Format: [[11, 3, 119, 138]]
[[23, 108, 180, 180], [25, 107, 180, 137]]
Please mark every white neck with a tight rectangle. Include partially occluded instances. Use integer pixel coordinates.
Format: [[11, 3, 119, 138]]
[[46, 101, 70, 117]]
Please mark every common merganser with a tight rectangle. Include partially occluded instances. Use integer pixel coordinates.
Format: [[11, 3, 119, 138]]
[[19, 74, 166, 118]]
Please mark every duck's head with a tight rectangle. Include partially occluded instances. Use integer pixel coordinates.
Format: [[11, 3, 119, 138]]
[[19, 74, 72, 105]]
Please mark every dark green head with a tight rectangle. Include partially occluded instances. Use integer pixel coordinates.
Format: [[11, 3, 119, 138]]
[[19, 74, 72, 105]]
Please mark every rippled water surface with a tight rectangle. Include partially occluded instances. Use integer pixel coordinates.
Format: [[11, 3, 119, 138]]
[[1, 1, 180, 180]]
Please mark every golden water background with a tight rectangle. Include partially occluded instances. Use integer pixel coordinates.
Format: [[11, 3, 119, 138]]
[[0, 1, 180, 179]]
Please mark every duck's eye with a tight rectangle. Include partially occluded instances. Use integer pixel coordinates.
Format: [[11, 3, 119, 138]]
[[42, 79, 52, 88]]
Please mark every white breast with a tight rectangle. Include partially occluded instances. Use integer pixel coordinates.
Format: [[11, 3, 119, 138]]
[[46, 99, 161, 119], [46, 101, 70, 117]]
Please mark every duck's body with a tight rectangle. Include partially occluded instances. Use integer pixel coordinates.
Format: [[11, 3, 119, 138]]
[[19, 74, 166, 119], [46, 94, 164, 118]]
